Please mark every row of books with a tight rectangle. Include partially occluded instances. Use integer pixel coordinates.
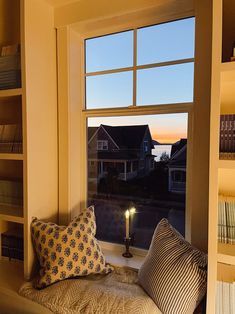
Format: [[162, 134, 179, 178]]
[[0, 44, 21, 90], [220, 114, 235, 159], [1, 227, 23, 261], [0, 179, 23, 206], [218, 196, 235, 244], [216, 281, 235, 314], [0, 124, 22, 153]]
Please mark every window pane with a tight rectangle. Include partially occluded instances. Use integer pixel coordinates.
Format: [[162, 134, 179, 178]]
[[85, 31, 133, 73], [87, 114, 188, 249], [86, 72, 133, 109], [137, 17, 195, 65], [137, 63, 194, 105]]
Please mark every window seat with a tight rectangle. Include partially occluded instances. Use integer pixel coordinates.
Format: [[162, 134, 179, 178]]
[[19, 266, 162, 314], [0, 260, 52, 314]]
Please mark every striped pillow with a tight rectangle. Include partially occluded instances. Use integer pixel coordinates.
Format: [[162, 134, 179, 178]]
[[138, 219, 207, 314]]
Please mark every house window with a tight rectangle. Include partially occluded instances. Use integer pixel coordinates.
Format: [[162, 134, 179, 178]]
[[144, 141, 148, 153], [172, 170, 186, 182], [85, 17, 195, 109], [97, 140, 108, 151], [83, 16, 194, 249]]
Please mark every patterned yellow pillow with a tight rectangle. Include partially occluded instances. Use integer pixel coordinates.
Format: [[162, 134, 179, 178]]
[[31, 206, 112, 288]]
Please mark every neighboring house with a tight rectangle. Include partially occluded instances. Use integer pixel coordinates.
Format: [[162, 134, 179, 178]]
[[88, 124, 155, 182], [168, 139, 187, 194]]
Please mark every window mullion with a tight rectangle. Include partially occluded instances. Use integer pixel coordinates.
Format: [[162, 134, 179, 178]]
[[133, 29, 137, 107]]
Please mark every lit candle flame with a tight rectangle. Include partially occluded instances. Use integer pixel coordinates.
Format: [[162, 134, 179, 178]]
[[130, 207, 136, 215]]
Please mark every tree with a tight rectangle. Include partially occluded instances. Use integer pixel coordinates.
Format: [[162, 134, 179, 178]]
[[160, 152, 170, 162]]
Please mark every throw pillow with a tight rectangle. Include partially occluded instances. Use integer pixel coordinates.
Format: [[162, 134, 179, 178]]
[[31, 206, 112, 288], [138, 218, 207, 314]]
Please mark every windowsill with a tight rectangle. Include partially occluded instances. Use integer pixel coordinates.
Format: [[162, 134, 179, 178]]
[[100, 240, 147, 271]]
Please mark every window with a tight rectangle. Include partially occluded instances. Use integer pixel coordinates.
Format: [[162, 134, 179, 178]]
[[144, 141, 148, 153], [85, 17, 195, 109], [171, 170, 186, 182], [83, 17, 195, 249], [97, 140, 108, 151], [87, 114, 188, 249]]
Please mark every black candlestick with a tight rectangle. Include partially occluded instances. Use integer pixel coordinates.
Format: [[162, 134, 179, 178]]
[[122, 237, 133, 258]]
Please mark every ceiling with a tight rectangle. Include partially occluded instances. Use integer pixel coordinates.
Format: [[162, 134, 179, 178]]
[[45, 0, 80, 7]]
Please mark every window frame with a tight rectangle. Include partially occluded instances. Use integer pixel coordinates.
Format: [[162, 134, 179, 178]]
[[73, 13, 195, 253], [84, 18, 195, 110]]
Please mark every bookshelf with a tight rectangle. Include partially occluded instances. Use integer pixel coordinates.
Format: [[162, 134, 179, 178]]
[[0, 0, 24, 266], [0, 0, 58, 281], [207, 0, 235, 312]]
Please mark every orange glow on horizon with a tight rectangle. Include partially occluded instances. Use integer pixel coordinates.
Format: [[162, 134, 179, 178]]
[[152, 133, 187, 144]]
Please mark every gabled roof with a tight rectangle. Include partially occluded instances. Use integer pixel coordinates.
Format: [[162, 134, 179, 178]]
[[170, 138, 187, 158], [168, 139, 187, 167], [88, 127, 98, 141], [88, 124, 154, 149]]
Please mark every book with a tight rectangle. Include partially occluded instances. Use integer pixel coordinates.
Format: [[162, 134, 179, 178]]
[[218, 196, 235, 244], [220, 115, 235, 159], [1, 44, 20, 57], [0, 124, 22, 153], [1, 227, 23, 261], [0, 179, 23, 206]]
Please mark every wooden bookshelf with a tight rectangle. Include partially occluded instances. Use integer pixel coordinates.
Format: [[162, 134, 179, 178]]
[[0, 0, 59, 281], [207, 0, 235, 312]]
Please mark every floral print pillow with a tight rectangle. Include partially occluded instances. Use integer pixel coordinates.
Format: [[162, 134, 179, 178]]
[[31, 206, 112, 288]]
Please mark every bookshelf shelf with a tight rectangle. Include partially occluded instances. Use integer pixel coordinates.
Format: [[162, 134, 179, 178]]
[[0, 153, 23, 161], [219, 159, 235, 169], [221, 62, 235, 82], [0, 88, 22, 98], [218, 243, 235, 266], [0, 204, 24, 224]]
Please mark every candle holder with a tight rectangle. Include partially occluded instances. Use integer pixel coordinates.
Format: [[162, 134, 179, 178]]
[[122, 237, 133, 258]]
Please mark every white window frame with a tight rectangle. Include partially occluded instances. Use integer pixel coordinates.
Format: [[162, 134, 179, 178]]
[[84, 24, 194, 110], [63, 9, 195, 254]]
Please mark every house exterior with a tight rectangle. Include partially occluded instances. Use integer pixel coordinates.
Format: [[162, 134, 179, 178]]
[[88, 124, 155, 182], [168, 139, 187, 194]]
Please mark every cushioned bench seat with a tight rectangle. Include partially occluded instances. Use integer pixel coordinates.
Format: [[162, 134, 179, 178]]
[[19, 267, 162, 314]]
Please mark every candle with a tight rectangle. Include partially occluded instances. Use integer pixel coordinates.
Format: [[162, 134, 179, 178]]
[[129, 207, 136, 235], [125, 210, 130, 239]]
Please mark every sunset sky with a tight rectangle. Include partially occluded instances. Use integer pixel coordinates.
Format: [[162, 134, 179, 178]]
[[86, 17, 194, 144], [88, 113, 188, 144]]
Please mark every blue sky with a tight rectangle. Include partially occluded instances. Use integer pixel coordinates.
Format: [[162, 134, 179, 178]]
[[85, 17, 194, 143]]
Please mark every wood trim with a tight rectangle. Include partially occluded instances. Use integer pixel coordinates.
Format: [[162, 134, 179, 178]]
[[85, 58, 194, 77]]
